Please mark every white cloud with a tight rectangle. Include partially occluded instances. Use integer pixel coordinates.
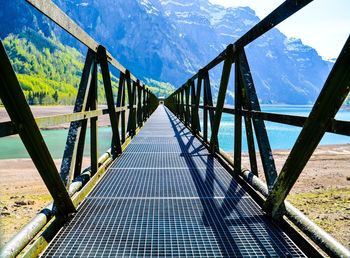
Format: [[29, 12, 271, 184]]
[[209, 0, 350, 58]]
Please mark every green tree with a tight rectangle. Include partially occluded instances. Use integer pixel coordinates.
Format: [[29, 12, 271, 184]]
[[52, 90, 59, 103]]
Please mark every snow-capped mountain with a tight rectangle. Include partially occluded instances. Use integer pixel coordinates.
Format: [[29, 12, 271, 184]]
[[0, 0, 332, 104]]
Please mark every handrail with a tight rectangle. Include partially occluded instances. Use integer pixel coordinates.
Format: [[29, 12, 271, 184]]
[[165, 0, 350, 257]]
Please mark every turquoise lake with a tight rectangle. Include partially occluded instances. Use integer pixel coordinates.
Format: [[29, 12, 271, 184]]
[[0, 106, 349, 159]]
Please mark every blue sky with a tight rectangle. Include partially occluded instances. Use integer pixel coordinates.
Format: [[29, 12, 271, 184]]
[[209, 0, 350, 59]]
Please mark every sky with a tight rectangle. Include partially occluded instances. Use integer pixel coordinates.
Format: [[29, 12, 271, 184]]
[[209, 0, 350, 59]]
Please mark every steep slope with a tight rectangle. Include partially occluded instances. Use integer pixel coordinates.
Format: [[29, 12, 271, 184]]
[[159, 0, 331, 104], [0, 0, 333, 104]]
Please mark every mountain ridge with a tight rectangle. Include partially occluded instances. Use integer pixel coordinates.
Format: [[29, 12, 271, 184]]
[[0, 0, 334, 104]]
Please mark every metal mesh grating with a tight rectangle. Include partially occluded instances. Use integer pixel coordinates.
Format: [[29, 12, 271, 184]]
[[41, 106, 306, 257], [125, 143, 208, 154], [89, 168, 248, 198], [110, 153, 224, 169], [43, 198, 305, 257]]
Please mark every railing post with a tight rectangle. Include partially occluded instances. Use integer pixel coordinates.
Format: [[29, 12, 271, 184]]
[[264, 36, 350, 218], [137, 82, 142, 127], [97, 45, 122, 157], [190, 80, 196, 129], [239, 64, 258, 176], [203, 71, 214, 143], [145, 89, 149, 118], [203, 75, 208, 142], [142, 86, 146, 122], [126, 76, 136, 137], [185, 83, 190, 126], [209, 45, 234, 153], [234, 58, 242, 174], [132, 80, 137, 133], [175, 92, 179, 117], [90, 62, 98, 175], [116, 72, 125, 143], [180, 89, 184, 121], [192, 71, 202, 134], [242, 111, 258, 176], [121, 72, 128, 142]]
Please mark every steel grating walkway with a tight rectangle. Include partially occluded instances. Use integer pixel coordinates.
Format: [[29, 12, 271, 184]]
[[42, 106, 306, 257]]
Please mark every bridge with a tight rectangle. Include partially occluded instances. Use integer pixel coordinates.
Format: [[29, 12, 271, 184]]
[[0, 0, 349, 257]]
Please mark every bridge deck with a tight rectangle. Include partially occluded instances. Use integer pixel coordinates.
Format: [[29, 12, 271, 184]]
[[42, 106, 306, 257]]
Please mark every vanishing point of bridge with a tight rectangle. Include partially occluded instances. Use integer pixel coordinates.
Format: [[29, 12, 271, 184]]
[[0, 0, 350, 257]]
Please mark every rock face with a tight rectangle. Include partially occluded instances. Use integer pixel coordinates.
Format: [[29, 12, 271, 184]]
[[0, 0, 332, 104]]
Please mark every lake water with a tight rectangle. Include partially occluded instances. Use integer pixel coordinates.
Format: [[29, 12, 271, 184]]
[[214, 106, 350, 153], [0, 106, 349, 159]]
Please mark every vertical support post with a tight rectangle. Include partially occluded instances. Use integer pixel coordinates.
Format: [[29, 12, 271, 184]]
[[97, 45, 122, 157], [0, 41, 75, 214], [237, 49, 277, 189], [148, 89, 151, 117], [244, 113, 258, 176], [234, 59, 242, 174], [145, 89, 149, 118], [142, 86, 146, 122], [125, 70, 133, 136], [129, 80, 137, 134], [180, 89, 184, 121], [192, 72, 202, 134], [121, 73, 127, 142], [238, 61, 258, 176], [209, 45, 234, 153], [264, 36, 350, 218], [203, 71, 214, 141], [190, 80, 196, 129], [137, 82, 142, 127], [116, 72, 125, 143], [185, 84, 190, 126], [203, 76, 208, 142], [175, 93, 179, 117], [73, 114, 88, 179], [126, 77, 135, 136], [90, 63, 98, 175]]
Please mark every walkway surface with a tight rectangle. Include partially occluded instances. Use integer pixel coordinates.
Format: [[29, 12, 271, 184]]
[[42, 106, 306, 257]]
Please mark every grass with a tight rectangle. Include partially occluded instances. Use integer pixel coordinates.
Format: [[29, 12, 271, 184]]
[[287, 187, 350, 248]]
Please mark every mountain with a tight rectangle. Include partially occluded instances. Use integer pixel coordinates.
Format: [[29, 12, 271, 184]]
[[0, 0, 334, 104]]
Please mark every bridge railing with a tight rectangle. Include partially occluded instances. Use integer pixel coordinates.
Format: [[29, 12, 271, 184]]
[[165, 0, 350, 257], [0, 1, 158, 257]]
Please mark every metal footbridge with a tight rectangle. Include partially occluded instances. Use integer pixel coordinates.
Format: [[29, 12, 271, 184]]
[[42, 106, 306, 257], [0, 0, 350, 257]]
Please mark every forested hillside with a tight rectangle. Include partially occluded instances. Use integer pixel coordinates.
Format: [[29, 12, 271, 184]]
[[2, 30, 175, 105]]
